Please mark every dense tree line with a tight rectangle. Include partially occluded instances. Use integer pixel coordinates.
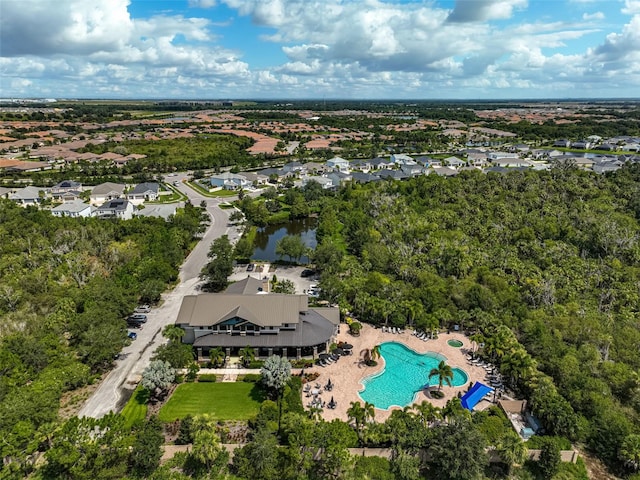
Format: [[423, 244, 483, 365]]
[[309, 164, 640, 475], [0, 200, 207, 476]]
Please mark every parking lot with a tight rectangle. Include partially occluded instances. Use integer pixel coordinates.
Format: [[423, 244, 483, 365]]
[[229, 263, 319, 294]]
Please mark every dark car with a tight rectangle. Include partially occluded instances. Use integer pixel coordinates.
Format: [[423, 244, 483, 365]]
[[300, 269, 316, 278], [127, 331, 137, 340]]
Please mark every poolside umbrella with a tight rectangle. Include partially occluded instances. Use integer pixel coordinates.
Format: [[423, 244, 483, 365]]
[[342, 343, 353, 350], [327, 378, 332, 388], [330, 396, 335, 404]]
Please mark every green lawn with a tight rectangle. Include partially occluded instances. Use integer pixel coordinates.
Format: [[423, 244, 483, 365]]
[[120, 386, 149, 428], [158, 382, 266, 422]]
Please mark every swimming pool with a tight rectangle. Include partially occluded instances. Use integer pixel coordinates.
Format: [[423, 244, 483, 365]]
[[358, 342, 468, 410]]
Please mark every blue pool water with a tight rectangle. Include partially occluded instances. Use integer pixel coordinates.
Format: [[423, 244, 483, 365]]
[[358, 342, 468, 410]]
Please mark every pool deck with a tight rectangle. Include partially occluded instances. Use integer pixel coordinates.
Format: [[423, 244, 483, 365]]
[[304, 324, 495, 423]]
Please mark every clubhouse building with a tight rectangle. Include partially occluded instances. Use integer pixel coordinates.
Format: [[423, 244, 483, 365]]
[[175, 277, 340, 361]]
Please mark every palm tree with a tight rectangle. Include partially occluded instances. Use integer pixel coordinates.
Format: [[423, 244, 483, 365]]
[[347, 401, 367, 445], [412, 401, 441, 428], [469, 332, 485, 357], [209, 347, 224, 368], [442, 397, 470, 423], [429, 360, 454, 392], [496, 431, 527, 474], [239, 346, 255, 368], [363, 401, 375, 424], [360, 344, 381, 366], [501, 348, 536, 389], [162, 324, 185, 343]]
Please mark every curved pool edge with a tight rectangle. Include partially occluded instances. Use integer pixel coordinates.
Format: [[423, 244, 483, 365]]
[[357, 341, 470, 410]]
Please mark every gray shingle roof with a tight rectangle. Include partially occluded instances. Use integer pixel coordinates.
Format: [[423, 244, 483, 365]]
[[176, 294, 309, 328], [192, 308, 338, 349]]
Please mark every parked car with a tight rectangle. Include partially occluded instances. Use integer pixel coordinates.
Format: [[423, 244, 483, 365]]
[[247, 263, 255, 272], [300, 269, 316, 278], [128, 313, 147, 323], [127, 331, 137, 340], [135, 304, 151, 313]]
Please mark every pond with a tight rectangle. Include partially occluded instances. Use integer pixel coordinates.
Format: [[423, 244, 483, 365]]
[[251, 217, 317, 263]]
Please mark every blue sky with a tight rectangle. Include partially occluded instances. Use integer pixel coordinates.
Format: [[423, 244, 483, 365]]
[[1, 0, 639, 99]]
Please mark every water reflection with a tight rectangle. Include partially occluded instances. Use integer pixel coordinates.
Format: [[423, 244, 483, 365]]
[[251, 217, 317, 263]]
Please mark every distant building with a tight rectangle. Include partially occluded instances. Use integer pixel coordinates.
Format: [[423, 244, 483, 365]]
[[326, 156, 350, 172], [51, 200, 93, 218], [210, 172, 250, 190], [90, 182, 125, 206], [96, 199, 134, 220], [127, 182, 159, 205], [10, 186, 45, 206]]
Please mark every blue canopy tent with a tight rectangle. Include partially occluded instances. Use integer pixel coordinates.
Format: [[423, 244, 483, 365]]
[[461, 382, 493, 411]]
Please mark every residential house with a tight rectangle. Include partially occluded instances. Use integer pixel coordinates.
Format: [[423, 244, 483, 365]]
[[553, 139, 571, 148], [51, 180, 82, 201], [96, 199, 134, 220], [490, 158, 533, 168], [127, 182, 159, 205], [595, 143, 616, 151], [428, 166, 459, 177], [350, 172, 380, 184], [136, 203, 178, 220], [326, 156, 350, 172], [488, 151, 519, 160], [550, 156, 587, 169], [376, 169, 410, 181], [593, 161, 624, 174], [56, 190, 83, 203], [175, 277, 340, 361], [239, 172, 269, 186], [51, 200, 93, 218], [512, 144, 530, 153], [620, 143, 640, 152], [90, 182, 125, 206], [10, 186, 45, 206], [400, 164, 425, 176], [415, 156, 434, 167], [0, 187, 11, 199], [326, 171, 352, 187], [444, 156, 465, 169], [302, 162, 330, 175], [282, 161, 305, 174], [369, 157, 395, 170], [302, 176, 334, 189], [350, 159, 372, 172], [210, 173, 250, 191], [466, 153, 489, 168], [51, 180, 82, 195], [571, 140, 591, 150], [391, 153, 417, 166]]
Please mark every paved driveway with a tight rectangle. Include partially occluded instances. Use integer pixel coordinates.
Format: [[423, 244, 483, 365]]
[[78, 178, 241, 418]]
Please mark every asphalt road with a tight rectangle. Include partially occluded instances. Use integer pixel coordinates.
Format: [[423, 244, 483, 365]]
[[78, 176, 241, 419]]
